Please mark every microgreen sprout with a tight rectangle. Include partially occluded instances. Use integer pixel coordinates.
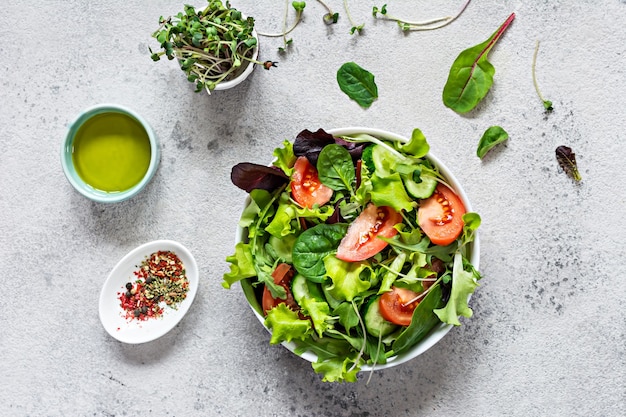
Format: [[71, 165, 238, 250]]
[[532, 40, 554, 111], [257, 1, 306, 51], [373, 0, 472, 31], [343, 0, 364, 34], [317, 0, 339, 25], [150, 1, 274, 94]]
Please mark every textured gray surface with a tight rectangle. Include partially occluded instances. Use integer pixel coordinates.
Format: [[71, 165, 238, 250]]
[[1, 0, 625, 416]]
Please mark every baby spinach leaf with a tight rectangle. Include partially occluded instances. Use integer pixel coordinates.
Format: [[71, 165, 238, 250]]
[[292, 223, 349, 282], [477, 126, 509, 158], [337, 62, 378, 109], [442, 13, 515, 113], [555, 145, 582, 181], [317, 144, 356, 192]]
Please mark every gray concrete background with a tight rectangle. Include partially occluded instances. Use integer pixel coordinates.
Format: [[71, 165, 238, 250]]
[[1, 0, 625, 416]]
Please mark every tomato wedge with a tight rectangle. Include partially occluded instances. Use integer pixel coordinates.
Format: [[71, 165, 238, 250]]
[[290, 156, 333, 208], [418, 183, 466, 246], [262, 263, 298, 315], [379, 286, 422, 326], [336, 204, 402, 262]]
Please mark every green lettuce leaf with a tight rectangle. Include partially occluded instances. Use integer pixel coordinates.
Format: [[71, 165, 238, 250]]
[[311, 357, 360, 383], [325, 256, 372, 302], [222, 242, 256, 288], [272, 140, 296, 176], [264, 304, 312, 344], [300, 297, 332, 338], [433, 253, 478, 325], [370, 172, 416, 212], [395, 128, 430, 158], [378, 252, 407, 294]]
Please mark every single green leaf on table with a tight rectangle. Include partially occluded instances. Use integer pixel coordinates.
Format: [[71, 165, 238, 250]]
[[442, 13, 516, 113], [555, 146, 582, 181], [477, 126, 509, 158], [337, 62, 378, 109]]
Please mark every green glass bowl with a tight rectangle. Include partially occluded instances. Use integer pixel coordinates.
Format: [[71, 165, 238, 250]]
[[61, 104, 160, 203]]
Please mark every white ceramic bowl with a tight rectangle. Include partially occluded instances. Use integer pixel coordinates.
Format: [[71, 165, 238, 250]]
[[99, 240, 199, 344], [237, 127, 480, 371]]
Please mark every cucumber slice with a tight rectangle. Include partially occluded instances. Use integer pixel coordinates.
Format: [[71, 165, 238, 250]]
[[403, 171, 437, 199], [291, 273, 324, 304], [364, 296, 398, 338]]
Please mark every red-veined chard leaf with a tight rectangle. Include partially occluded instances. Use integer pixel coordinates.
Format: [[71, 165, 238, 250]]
[[442, 13, 515, 113], [477, 125, 509, 158], [337, 62, 378, 109], [555, 146, 582, 181]]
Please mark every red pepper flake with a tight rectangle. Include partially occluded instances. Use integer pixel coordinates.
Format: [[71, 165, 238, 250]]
[[117, 251, 189, 321]]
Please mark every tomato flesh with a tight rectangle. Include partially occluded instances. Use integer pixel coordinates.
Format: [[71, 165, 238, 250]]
[[418, 183, 466, 246], [291, 156, 333, 209], [336, 204, 402, 262], [379, 286, 422, 326], [262, 263, 298, 315]]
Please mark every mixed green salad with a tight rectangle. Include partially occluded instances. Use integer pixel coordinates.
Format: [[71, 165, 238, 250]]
[[223, 128, 481, 382]]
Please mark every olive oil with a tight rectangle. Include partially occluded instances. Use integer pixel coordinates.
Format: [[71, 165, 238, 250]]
[[72, 112, 151, 192]]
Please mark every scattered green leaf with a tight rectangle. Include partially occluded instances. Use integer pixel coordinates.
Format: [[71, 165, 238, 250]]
[[476, 126, 509, 158], [442, 13, 516, 113], [337, 62, 379, 109]]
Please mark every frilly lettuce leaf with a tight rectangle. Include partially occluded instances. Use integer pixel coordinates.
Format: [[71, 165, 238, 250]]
[[300, 297, 332, 337], [264, 304, 312, 344], [394, 128, 430, 158], [324, 256, 372, 302], [265, 193, 335, 238], [370, 172, 416, 212], [311, 357, 360, 383], [272, 140, 296, 176], [434, 252, 478, 326], [222, 242, 256, 289]]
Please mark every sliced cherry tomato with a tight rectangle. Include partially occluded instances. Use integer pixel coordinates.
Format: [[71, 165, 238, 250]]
[[379, 286, 422, 326], [262, 263, 298, 315], [418, 183, 466, 246], [336, 204, 402, 262], [290, 156, 333, 208]]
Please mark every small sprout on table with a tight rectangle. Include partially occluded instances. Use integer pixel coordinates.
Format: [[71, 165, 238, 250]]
[[257, 1, 306, 51], [317, 0, 339, 24], [343, 0, 364, 34], [373, 0, 472, 31], [532, 40, 554, 112]]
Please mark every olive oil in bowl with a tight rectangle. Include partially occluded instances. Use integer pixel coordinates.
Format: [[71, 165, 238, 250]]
[[72, 112, 151, 192], [62, 104, 159, 203]]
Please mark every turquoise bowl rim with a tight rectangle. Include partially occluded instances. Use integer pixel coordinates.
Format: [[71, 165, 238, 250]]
[[61, 104, 160, 203]]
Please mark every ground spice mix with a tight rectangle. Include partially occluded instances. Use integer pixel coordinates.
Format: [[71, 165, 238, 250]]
[[118, 250, 189, 321]]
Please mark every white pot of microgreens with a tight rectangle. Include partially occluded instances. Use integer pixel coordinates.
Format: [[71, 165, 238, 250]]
[[150, 1, 274, 94]]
